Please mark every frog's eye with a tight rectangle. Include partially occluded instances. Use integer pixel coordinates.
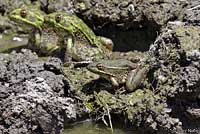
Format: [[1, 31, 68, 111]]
[[96, 63, 105, 70], [20, 9, 27, 18], [55, 14, 62, 23]]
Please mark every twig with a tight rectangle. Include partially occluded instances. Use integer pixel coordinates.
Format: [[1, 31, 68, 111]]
[[95, 92, 114, 132], [106, 106, 113, 133], [187, 5, 200, 11], [102, 114, 109, 126]]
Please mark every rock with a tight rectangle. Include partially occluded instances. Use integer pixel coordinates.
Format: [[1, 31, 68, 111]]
[[186, 108, 200, 120], [149, 23, 200, 132], [178, 66, 200, 94], [184, 1, 200, 26], [0, 49, 77, 133], [40, 0, 74, 13]]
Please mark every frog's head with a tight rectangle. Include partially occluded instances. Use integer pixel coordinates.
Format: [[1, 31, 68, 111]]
[[9, 7, 44, 30], [87, 59, 138, 79], [44, 12, 74, 33], [87, 60, 115, 79], [88, 60, 129, 76], [88, 60, 140, 87]]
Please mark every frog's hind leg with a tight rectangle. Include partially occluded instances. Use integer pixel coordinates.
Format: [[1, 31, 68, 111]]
[[64, 36, 92, 66], [98, 36, 114, 51], [110, 77, 119, 87], [73, 33, 97, 61], [126, 65, 149, 92]]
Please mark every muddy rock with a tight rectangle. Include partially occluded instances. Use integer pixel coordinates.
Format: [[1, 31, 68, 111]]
[[184, 0, 200, 26], [149, 25, 200, 98], [73, 0, 187, 28], [0, 15, 15, 32], [40, 0, 73, 13], [0, 78, 76, 134], [149, 25, 200, 132], [178, 66, 200, 95], [173, 25, 200, 54], [143, 0, 187, 26], [0, 49, 77, 133], [188, 50, 200, 70], [71, 0, 187, 52], [149, 29, 182, 97], [73, 0, 143, 29], [93, 89, 183, 134]]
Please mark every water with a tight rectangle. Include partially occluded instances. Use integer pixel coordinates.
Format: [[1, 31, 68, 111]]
[[62, 120, 137, 134], [0, 33, 28, 53]]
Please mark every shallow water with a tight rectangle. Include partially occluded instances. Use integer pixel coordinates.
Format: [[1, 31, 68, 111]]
[[62, 120, 138, 134], [0, 33, 28, 52]]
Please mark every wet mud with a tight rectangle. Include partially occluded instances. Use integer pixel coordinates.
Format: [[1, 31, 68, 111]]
[[0, 0, 200, 134]]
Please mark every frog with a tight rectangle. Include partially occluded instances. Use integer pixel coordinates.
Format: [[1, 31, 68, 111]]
[[9, 6, 62, 55], [43, 11, 113, 63], [9, 8, 113, 63], [87, 59, 149, 92]]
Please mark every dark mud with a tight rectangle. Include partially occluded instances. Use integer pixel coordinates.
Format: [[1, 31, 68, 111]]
[[183, 0, 200, 26], [0, 0, 200, 134], [0, 50, 79, 134], [148, 24, 200, 133], [72, 0, 187, 51]]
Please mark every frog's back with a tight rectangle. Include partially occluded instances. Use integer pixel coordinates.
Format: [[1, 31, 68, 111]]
[[65, 13, 100, 46], [63, 13, 111, 56]]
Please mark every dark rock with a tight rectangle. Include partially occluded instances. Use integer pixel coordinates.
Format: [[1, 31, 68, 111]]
[[0, 50, 76, 133], [0, 0, 32, 15], [40, 0, 73, 13], [179, 66, 200, 94], [44, 57, 63, 73], [184, 1, 200, 26], [149, 24, 200, 132], [73, 0, 187, 28], [186, 107, 200, 120]]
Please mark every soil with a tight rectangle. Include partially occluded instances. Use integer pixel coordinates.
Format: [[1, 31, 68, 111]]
[[0, 0, 200, 134]]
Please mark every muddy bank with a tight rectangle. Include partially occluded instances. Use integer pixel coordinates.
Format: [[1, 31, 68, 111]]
[[0, 0, 200, 134], [0, 50, 80, 133]]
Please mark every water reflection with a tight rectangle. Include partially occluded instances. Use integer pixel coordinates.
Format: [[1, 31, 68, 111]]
[[0, 33, 28, 53], [62, 120, 136, 134]]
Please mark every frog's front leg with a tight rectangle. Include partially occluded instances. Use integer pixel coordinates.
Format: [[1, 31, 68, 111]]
[[110, 77, 119, 87], [126, 65, 149, 92], [35, 33, 41, 49], [64, 36, 73, 63], [27, 31, 41, 52], [30, 32, 60, 55]]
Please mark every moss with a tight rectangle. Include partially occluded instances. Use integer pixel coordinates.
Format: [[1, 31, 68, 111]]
[[93, 89, 164, 126], [175, 26, 200, 52]]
